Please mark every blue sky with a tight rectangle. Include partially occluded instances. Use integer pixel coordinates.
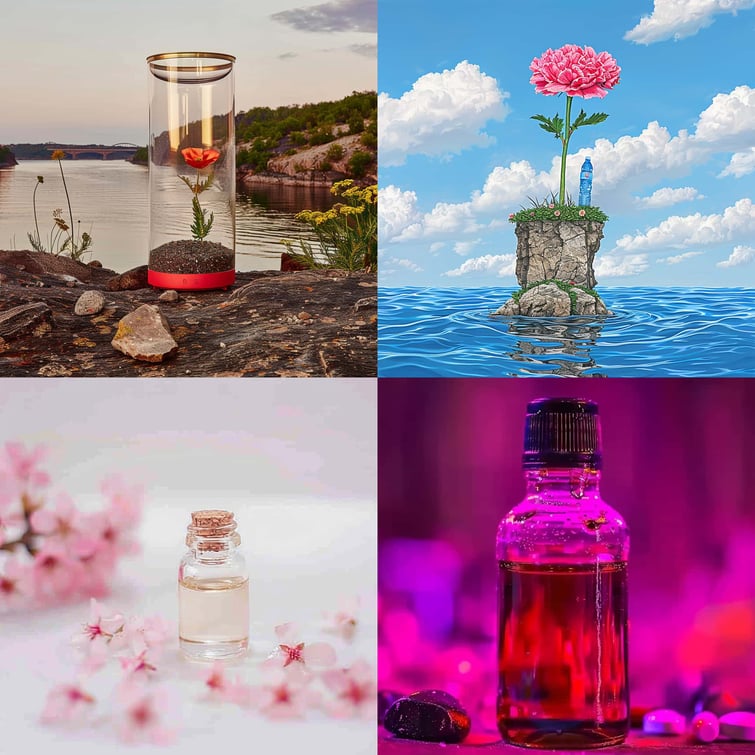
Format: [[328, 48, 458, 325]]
[[0, 0, 375, 145], [378, 0, 755, 287]]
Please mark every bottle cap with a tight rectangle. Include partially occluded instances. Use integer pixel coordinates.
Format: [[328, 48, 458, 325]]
[[523, 398, 602, 469]]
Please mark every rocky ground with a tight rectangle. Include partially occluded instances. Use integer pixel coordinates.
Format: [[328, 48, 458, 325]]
[[0, 251, 376, 377]]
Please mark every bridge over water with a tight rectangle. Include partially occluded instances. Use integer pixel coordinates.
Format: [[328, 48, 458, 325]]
[[47, 143, 140, 160]]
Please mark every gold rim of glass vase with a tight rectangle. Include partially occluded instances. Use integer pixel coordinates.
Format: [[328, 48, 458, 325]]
[[147, 52, 235, 83]]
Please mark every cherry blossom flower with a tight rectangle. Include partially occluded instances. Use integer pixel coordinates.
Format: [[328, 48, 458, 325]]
[[320, 660, 376, 719], [101, 475, 143, 530], [264, 623, 337, 677], [248, 669, 321, 719], [200, 661, 250, 705], [72, 598, 124, 647], [2, 442, 50, 490], [323, 597, 360, 642], [40, 683, 95, 724], [119, 651, 157, 676], [0, 557, 33, 609], [32, 542, 85, 599], [122, 614, 170, 659], [115, 681, 175, 745], [30, 493, 88, 550]]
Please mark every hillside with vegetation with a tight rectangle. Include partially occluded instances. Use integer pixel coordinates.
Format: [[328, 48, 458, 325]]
[[0, 145, 18, 167], [236, 90, 376, 185]]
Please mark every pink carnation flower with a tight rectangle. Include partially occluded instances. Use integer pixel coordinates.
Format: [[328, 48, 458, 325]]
[[530, 44, 620, 99], [579, 209, 586, 217], [554, 210, 561, 217]]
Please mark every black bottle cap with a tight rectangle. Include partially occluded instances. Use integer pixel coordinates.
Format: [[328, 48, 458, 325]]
[[523, 398, 602, 469]]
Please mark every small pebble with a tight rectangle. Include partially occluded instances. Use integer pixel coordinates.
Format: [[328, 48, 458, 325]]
[[74, 290, 105, 316], [378, 690, 404, 725], [219, 342, 226, 348], [297, 311, 311, 321], [720, 711, 755, 741], [691, 712, 719, 743], [643, 708, 686, 735], [384, 690, 470, 744], [159, 289, 179, 303]]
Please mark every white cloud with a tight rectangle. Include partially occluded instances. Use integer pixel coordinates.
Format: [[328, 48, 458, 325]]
[[695, 86, 755, 148], [378, 61, 509, 166], [614, 198, 755, 251], [378, 185, 423, 242], [658, 251, 704, 264], [636, 186, 704, 208], [429, 242, 446, 253], [453, 240, 481, 256], [444, 254, 516, 278], [594, 254, 649, 277], [717, 244, 755, 267], [387, 256, 423, 272], [720, 147, 755, 177], [625, 0, 755, 44]]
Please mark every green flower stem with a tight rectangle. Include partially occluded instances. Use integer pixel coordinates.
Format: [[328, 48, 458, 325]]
[[559, 95, 573, 206], [57, 158, 75, 248], [32, 181, 41, 247]]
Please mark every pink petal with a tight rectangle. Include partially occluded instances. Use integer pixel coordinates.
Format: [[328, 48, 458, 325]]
[[302, 641, 337, 667]]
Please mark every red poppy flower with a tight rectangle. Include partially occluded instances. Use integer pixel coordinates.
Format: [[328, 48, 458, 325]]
[[181, 147, 220, 170]]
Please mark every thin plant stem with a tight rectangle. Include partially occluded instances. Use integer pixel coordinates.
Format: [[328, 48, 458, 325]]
[[32, 182, 42, 247], [57, 157, 75, 249], [559, 96, 573, 205]]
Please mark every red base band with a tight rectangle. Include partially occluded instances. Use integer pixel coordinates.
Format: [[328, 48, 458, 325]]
[[148, 269, 235, 291]]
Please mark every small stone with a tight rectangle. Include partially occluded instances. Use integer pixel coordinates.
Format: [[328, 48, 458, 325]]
[[88, 259, 103, 268], [692, 712, 720, 743], [384, 690, 471, 744], [354, 296, 377, 312], [297, 312, 312, 321], [74, 290, 105, 316], [0, 302, 54, 340], [719, 711, 755, 741], [219, 342, 226, 348], [159, 289, 179, 303], [378, 690, 404, 726], [186, 317, 200, 325], [111, 304, 178, 363], [643, 708, 686, 735]]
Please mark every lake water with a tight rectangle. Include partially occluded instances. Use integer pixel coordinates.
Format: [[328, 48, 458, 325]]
[[0, 160, 335, 272], [379, 286, 755, 377]]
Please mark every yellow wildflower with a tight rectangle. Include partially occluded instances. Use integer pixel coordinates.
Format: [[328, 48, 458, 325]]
[[51, 149, 66, 160]]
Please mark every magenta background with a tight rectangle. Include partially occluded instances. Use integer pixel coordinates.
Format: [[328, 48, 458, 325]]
[[378, 378, 755, 719]]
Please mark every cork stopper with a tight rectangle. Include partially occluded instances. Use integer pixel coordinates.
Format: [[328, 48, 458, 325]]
[[186, 509, 238, 550]]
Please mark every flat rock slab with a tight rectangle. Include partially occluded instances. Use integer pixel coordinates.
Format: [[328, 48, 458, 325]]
[[0, 251, 376, 376], [0, 302, 54, 341]]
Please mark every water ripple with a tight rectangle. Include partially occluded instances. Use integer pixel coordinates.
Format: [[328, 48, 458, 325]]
[[378, 287, 755, 377]]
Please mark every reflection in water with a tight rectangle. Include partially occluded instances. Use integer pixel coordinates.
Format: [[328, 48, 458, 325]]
[[495, 316, 607, 376]]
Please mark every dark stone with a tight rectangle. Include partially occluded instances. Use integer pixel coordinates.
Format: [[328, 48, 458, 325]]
[[106, 265, 150, 291], [280, 252, 310, 272], [0, 302, 54, 340], [383, 690, 471, 744], [378, 690, 404, 725]]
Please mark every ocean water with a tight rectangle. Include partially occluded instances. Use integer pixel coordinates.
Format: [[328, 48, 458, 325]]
[[378, 287, 755, 377]]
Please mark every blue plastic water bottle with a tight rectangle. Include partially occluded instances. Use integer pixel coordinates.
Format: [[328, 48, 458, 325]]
[[578, 157, 593, 207]]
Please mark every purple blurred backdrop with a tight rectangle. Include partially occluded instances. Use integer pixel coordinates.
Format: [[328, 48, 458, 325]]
[[378, 378, 755, 730]]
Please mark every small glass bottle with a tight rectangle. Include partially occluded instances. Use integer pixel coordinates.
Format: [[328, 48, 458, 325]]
[[179, 510, 249, 661], [496, 398, 629, 749]]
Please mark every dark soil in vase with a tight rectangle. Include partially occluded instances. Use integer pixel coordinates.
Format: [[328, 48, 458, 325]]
[[149, 240, 234, 274]]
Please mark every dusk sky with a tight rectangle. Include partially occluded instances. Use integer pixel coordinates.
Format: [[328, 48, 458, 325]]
[[0, 0, 375, 145], [378, 0, 755, 287]]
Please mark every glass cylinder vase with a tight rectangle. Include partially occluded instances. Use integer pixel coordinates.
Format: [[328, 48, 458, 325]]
[[147, 52, 236, 290]]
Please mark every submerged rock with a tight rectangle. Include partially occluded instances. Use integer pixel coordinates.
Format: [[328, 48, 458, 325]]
[[383, 689, 471, 744], [111, 304, 178, 362], [495, 282, 610, 317]]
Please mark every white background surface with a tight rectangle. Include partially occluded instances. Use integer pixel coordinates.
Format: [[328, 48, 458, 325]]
[[0, 378, 377, 754]]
